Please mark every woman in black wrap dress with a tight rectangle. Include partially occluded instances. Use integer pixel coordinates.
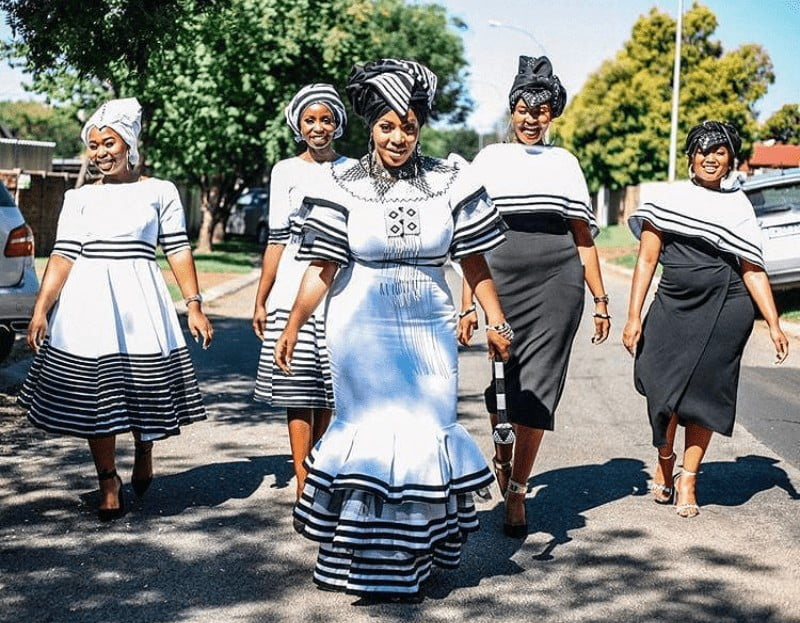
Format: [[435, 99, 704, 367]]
[[623, 121, 789, 518]]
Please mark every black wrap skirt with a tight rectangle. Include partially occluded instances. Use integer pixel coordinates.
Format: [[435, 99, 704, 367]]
[[635, 234, 755, 447], [484, 215, 584, 429]]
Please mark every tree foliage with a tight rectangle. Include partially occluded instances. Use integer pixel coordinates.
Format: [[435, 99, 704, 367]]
[[760, 104, 800, 145], [554, 3, 774, 192], [421, 125, 479, 161], [1, 0, 469, 250], [0, 101, 83, 156]]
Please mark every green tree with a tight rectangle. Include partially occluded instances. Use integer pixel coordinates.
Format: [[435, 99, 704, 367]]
[[0, 101, 83, 156], [760, 104, 800, 145], [554, 3, 773, 192], [2, 0, 470, 251], [421, 125, 479, 161]]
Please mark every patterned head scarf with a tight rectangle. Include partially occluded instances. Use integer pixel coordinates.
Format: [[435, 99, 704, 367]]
[[508, 55, 566, 118], [284, 83, 348, 143], [80, 97, 143, 166], [685, 120, 742, 159], [346, 58, 438, 127]]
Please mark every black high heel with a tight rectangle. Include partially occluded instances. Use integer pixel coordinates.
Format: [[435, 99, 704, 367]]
[[503, 478, 528, 538], [132, 441, 153, 499], [97, 469, 125, 522]]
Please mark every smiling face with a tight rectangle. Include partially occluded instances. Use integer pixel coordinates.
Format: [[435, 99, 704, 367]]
[[87, 126, 132, 181], [371, 108, 420, 169], [690, 144, 732, 189], [511, 99, 552, 145], [299, 103, 337, 152]]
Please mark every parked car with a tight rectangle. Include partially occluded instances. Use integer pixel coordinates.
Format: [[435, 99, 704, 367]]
[[225, 187, 270, 245], [742, 168, 800, 290], [0, 180, 39, 364]]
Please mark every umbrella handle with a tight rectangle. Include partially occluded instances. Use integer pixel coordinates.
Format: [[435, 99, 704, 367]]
[[492, 356, 515, 445]]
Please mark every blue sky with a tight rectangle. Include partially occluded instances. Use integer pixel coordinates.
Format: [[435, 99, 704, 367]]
[[2, 1, 799, 133]]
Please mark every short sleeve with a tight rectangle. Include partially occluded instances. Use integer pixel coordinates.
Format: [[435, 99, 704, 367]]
[[295, 197, 350, 266], [449, 174, 507, 260], [51, 190, 83, 262], [267, 161, 292, 245], [157, 182, 190, 255]]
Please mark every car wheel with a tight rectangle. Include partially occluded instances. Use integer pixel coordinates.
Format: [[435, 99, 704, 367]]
[[257, 224, 269, 247], [0, 326, 15, 365]]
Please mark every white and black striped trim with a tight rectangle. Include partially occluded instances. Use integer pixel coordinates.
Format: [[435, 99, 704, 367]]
[[254, 309, 333, 408], [79, 240, 158, 260], [19, 341, 205, 439], [268, 226, 291, 245], [52, 239, 82, 261], [632, 203, 764, 267], [491, 192, 599, 236], [158, 231, 190, 255]]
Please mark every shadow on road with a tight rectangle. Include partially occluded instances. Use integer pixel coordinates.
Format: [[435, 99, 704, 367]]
[[696, 454, 800, 505]]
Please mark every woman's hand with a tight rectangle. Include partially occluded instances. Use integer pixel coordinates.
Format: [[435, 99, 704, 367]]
[[622, 317, 642, 356], [592, 315, 611, 345], [274, 328, 298, 374], [769, 325, 789, 364], [252, 306, 268, 340], [26, 311, 48, 353], [457, 309, 478, 346], [187, 307, 214, 349], [486, 329, 511, 362]]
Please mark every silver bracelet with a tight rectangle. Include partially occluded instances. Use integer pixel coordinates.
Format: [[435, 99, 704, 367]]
[[185, 294, 203, 306], [485, 321, 514, 341], [458, 304, 476, 319]]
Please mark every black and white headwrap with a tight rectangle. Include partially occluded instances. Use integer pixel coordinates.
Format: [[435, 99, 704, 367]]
[[685, 120, 742, 159], [346, 58, 438, 127], [284, 83, 347, 143], [508, 55, 566, 118]]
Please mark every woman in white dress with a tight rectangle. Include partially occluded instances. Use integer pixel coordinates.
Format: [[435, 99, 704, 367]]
[[20, 98, 213, 522], [458, 56, 610, 537], [252, 84, 352, 499], [274, 59, 512, 599]]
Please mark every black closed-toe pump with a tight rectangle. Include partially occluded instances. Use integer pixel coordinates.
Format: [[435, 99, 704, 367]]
[[97, 469, 126, 522], [132, 441, 154, 499]]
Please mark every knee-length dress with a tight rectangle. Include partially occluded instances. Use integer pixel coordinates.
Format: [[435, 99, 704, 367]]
[[629, 180, 765, 447], [290, 155, 506, 596], [470, 143, 598, 429], [19, 179, 205, 439], [254, 156, 351, 409]]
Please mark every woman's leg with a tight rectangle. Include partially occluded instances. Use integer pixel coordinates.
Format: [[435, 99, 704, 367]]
[[675, 420, 713, 517], [131, 431, 154, 498], [311, 408, 332, 446], [505, 424, 545, 529], [652, 414, 679, 503], [88, 436, 120, 511], [288, 408, 313, 499]]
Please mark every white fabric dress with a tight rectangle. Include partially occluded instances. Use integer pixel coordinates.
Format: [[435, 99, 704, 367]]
[[254, 155, 352, 408], [291, 155, 507, 596], [19, 179, 205, 439]]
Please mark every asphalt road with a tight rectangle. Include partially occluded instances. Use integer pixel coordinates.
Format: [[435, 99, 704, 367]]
[[0, 266, 798, 622]]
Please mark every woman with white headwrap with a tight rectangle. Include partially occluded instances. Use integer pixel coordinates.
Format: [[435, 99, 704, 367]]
[[252, 83, 352, 499], [274, 59, 510, 599], [20, 97, 213, 522]]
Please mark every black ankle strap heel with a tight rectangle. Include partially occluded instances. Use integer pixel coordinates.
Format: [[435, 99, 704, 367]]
[[97, 469, 125, 522]]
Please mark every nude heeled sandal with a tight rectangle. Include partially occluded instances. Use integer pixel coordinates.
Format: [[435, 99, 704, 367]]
[[674, 469, 700, 518]]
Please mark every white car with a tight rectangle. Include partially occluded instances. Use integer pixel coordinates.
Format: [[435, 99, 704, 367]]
[[743, 168, 800, 290], [0, 180, 39, 364]]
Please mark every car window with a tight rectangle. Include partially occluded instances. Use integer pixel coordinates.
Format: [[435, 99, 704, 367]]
[[746, 181, 800, 216], [0, 183, 15, 207], [237, 194, 254, 206]]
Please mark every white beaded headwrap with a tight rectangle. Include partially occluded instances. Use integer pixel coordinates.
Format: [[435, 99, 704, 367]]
[[80, 97, 143, 166], [284, 84, 348, 143]]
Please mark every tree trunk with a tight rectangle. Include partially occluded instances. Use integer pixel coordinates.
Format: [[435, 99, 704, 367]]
[[195, 177, 221, 254]]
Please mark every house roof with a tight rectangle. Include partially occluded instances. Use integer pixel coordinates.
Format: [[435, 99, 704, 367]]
[[749, 144, 800, 168]]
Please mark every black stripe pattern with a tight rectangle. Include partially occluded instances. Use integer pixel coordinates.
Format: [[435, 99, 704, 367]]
[[19, 341, 205, 438], [491, 192, 598, 236], [51, 235, 190, 261]]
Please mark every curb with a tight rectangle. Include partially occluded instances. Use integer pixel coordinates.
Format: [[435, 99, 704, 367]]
[[175, 268, 261, 313]]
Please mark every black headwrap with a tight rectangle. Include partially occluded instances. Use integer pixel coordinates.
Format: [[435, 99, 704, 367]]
[[346, 58, 438, 127], [685, 120, 742, 159], [508, 55, 567, 117]]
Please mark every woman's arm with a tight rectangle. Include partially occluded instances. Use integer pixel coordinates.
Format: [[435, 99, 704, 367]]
[[166, 248, 214, 349], [26, 255, 73, 352], [622, 222, 663, 356], [457, 276, 478, 346], [740, 260, 789, 363], [274, 260, 338, 374], [460, 254, 510, 361], [252, 243, 285, 340], [570, 219, 611, 345]]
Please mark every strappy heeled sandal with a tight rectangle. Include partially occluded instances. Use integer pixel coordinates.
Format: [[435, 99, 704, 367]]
[[493, 456, 512, 497], [132, 441, 154, 499], [97, 468, 126, 522], [503, 478, 528, 538], [674, 469, 700, 518], [649, 452, 676, 504]]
